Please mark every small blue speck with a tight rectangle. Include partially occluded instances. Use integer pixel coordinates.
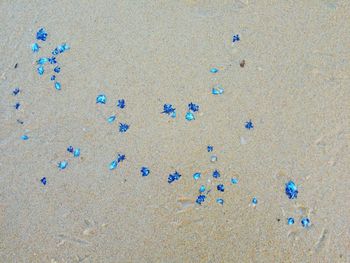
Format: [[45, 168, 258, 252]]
[[117, 154, 126, 163], [52, 48, 59, 56], [210, 68, 219, 73], [196, 195, 206, 205], [54, 66, 61, 73], [21, 135, 29, 140], [170, 111, 176, 118], [54, 82, 61, 90], [288, 218, 295, 225], [232, 34, 240, 43], [188, 102, 199, 112], [207, 145, 213, 152], [73, 148, 80, 157], [50, 75, 56, 81], [245, 120, 254, 130], [141, 167, 150, 176], [37, 66, 44, 75], [212, 170, 220, 178], [185, 112, 195, 121], [107, 115, 116, 123], [36, 28, 48, 41], [67, 146, 74, 153], [162, 104, 175, 115], [216, 198, 224, 205], [109, 160, 118, 170], [12, 88, 20, 96], [212, 85, 224, 95], [14, 102, 20, 110], [168, 171, 181, 184], [193, 172, 201, 180], [301, 218, 310, 228], [199, 185, 206, 193], [231, 178, 238, 184], [117, 99, 125, 109], [217, 184, 224, 192], [285, 181, 298, 199], [96, 94, 106, 104], [37, 57, 48, 65], [119, 123, 129, 133], [252, 197, 258, 205], [58, 161, 68, 170], [31, 43, 40, 52], [48, 57, 57, 64], [40, 177, 47, 185]]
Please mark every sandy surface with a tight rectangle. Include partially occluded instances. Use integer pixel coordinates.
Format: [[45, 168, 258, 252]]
[[0, 0, 349, 262]]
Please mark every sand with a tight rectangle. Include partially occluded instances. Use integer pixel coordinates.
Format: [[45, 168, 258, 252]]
[[0, 0, 349, 262]]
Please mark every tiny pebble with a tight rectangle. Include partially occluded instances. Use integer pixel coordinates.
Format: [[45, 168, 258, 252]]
[[67, 146, 74, 153], [207, 145, 213, 152], [51, 75, 56, 81], [245, 120, 254, 130], [288, 218, 295, 225], [216, 198, 224, 205], [196, 195, 206, 205], [285, 180, 298, 199], [232, 34, 240, 43], [54, 82, 61, 90], [119, 123, 129, 133], [73, 148, 80, 157], [58, 161, 68, 170], [37, 66, 44, 75], [12, 88, 20, 95], [199, 185, 206, 193], [36, 28, 48, 41], [193, 172, 201, 180], [54, 66, 61, 73], [252, 197, 258, 205], [301, 218, 310, 228], [212, 170, 220, 178], [217, 184, 224, 192], [14, 102, 20, 110], [210, 155, 217, 162], [31, 43, 40, 52], [96, 94, 106, 104], [188, 102, 199, 112], [40, 177, 47, 185], [21, 135, 29, 140], [117, 99, 125, 109], [162, 104, 175, 115], [185, 112, 195, 121], [231, 178, 238, 184], [210, 68, 218, 73], [168, 171, 181, 184], [107, 115, 116, 123], [141, 167, 150, 176], [212, 85, 224, 95]]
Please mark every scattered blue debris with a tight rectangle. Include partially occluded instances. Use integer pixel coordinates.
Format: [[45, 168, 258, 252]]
[[141, 167, 150, 176], [185, 112, 195, 121], [119, 123, 129, 133], [58, 161, 68, 170], [199, 185, 206, 193], [54, 82, 61, 90], [168, 171, 181, 184], [48, 57, 57, 64], [252, 197, 258, 205], [40, 177, 47, 185], [117, 99, 125, 109], [207, 145, 213, 152], [196, 195, 206, 205], [193, 172, 201, 180], [107, 115, 116, 123], [37, 66, 44, 75], [212, 170, 220, 178], [212, 85, 224, 95], [188, 102, 199, 112], [96, 94, 106, 104], [67, 146, 74, 153], [285, 181, 298, 199], [37, 57, 48, 65], [36, 28, 48, 41], [210, 68, 219, 73], [50, 75, 56, 81], [73, 148, 80, 157], [301, 218, 310, 228], [14, 102, 20, 110], [216, 198, 224, 205], [232, 34, 240, 43], [231, 178, 238, 184], [31, 43, 40, 52], [245, 120, 254, 130], [21, 135, 29, 140], [12, 88, 20, 96], [217, 184, 225, 192], [54, 66, 61, 73], [288, 218, 295, 225], [52, 43, 70, 56], [162, 104, 176, 115]]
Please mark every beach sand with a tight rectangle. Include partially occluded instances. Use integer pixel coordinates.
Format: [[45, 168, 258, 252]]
[[0, 0, 349, 262]]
